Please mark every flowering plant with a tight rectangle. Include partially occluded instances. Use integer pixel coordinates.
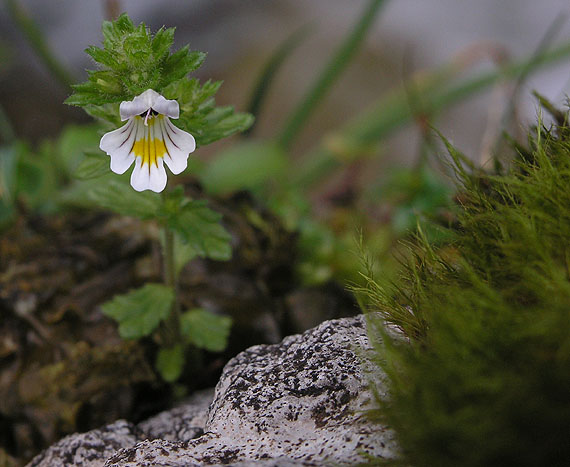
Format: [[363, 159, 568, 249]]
[[66, 14, 253, 381], [100, 89, 195, 193]]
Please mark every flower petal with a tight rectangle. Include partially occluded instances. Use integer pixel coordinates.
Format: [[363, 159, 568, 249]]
[[152, 95, 179, 119], [119, 89, 180, 121], [162, 117, 196, 175], [99, 119, 136, 174], [130, 155, 167, 193], [120, 89, 158, 121]]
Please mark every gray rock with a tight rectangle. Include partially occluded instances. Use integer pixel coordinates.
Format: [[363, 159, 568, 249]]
[[27, 420, 140, 467], [31, 316, 397, 466], [26, 391, 213, 467], [137, 389, 213, 442], [106, 315, 396, 466]]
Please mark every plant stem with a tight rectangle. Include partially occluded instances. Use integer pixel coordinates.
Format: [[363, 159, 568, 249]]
[[162, 220, 181, 344], [277, 0, 387, 151]]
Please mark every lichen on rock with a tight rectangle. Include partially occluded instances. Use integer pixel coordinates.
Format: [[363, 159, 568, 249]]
[[30, 316, 396, 466]]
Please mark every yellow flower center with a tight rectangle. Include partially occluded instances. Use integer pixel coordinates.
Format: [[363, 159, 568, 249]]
[[132, 115, 168, 168]]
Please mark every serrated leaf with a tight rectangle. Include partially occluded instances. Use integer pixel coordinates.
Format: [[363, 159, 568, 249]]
[[102, 283, 174, 339], [84, 104, 122, 127], [201, 112, 254, 147], [162, 48, 206, 83], [69, 14, 206, 108], [102, 14, 135, 48], [162, 78, 221, 113], [201, 141, 286, 194], [152, 27, 175, 60], [181, 108, 254, 147], [156, 344, 185, 382], [74, 151, 110, 180], [86, 46, 119, 69], [167, 200, 232, 260], [180, 308, 232, 352]]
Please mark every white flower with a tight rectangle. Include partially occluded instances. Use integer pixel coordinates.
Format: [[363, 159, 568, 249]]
[[99, 89, 196, 193]]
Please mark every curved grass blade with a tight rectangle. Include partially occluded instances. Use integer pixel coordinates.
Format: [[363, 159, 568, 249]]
[[277, 0, 388, 150], [293, 40, 570, 188], [243, 24, 312, 137]]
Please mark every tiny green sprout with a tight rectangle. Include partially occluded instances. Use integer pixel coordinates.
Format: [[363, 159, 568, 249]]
[[67, 13, 252, 382]]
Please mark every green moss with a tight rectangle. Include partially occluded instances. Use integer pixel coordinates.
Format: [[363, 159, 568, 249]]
[[363, 108, 570, 466]]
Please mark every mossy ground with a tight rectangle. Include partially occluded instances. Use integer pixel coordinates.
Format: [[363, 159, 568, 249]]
[[360, 107, 570, 466]]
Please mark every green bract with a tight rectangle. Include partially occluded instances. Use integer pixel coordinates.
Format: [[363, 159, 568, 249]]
[[66, 14, 253, 147], [66, 14, 204, 105]]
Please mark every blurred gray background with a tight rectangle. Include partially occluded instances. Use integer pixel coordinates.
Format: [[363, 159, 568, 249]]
[[1, 0, 569, 164]]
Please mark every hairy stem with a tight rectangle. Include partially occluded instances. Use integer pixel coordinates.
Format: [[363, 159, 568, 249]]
[[161, 202, 181, 345]]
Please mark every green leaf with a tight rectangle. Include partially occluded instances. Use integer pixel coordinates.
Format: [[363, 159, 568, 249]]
[[0, 200, 14, 231], [162, 78, 221, 113], [102, 14, 135, 48], [294, 40, 570, 189], [161, 48, 206, 84], [151, 27, 175, 60], [206, 112, 255, 145], [200, 141, 286, 195], [162, 78, 253, 147], [161, 189, 232, 261], [85, 46, 119, 69], [155, 344, 185, 382], [167, 199, 232, 261], [180, 308, 232, 352], [185, 107, 254, 147], [84, 104, 122, 127], [68, 14, 206, 107], [78, 177, 161, 219], [278, 0, 387, 150], [101, 283, 174, 339], [69, 13, 252, 150], [74, 151, 110, 180], [56, 124, 102, 174]]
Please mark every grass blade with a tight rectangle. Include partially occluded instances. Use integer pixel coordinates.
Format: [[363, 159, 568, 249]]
[[277, 0, 388, 150]]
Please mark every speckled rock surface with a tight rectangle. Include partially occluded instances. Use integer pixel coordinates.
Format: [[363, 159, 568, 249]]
[[27, 390, 213, 467], [105, 315, 396, 466], [137, 389, 213, 442], [27, 420, 140, 467], [31, 316, 396, 466]]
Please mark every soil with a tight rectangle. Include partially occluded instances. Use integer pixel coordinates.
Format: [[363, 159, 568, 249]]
[[0, 185, 358, 465]]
